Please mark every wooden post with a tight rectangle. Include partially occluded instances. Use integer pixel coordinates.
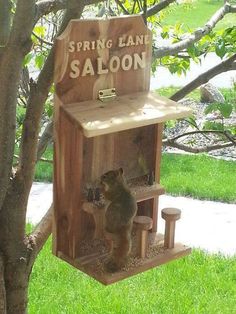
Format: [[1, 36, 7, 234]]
[[161, 208, 181, 249], [134, 216, 153, 258]]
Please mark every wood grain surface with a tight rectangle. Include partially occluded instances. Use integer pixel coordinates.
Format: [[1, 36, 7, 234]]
[[53, 16, 190, 268]]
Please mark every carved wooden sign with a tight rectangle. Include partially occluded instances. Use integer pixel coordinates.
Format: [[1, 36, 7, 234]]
[[55, 15, 152, 104]]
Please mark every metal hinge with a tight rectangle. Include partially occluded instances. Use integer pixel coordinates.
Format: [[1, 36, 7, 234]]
[[98, 88, 116, 102]]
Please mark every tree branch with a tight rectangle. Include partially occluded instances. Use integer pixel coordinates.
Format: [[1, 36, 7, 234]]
[[114, 0, 130, 15], [153, 3, 235, 58], [143, 0, 147, 25], [0, 0, 11, 47], [27, 205, 53, 267], [144, 0, 175, 17], [37, 120, 53, 160], [167, 130, 236, 145], [230, 62, 236, 71], [17, 2, 85, 200], [170, 53, 236, 101], [229, 5, 236, 13], [0, 0, 36, 210], [8, 0, 36, 49], [32, 32, 53, 46], [35, 0, 105, 20], [163, 139, 234, 153]]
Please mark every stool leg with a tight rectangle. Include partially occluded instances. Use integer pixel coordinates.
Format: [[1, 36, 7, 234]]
[[164, 220, 176, 249], [137, 229, 148, 258]]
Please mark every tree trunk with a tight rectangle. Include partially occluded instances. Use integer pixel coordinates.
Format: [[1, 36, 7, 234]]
[[0, 244, 30, 314], [4, 265, 29, 314], [0, 254, 6, 313], [0, 177, 31, 314], [0, 249, 30, 313]]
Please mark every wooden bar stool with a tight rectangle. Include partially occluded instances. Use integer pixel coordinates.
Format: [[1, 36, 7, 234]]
[[161, 208, 181, 249], [82, 202, 106, 239], [134, 216, 153, 258]]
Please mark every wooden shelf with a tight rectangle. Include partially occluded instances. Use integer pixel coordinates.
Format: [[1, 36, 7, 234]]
[[83, 182, 165, 206], [131, 183, 165, 202], [62, 91, 192, 137]]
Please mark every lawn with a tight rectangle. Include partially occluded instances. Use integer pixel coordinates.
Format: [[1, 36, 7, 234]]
[[161, 153, 236, 203], [29, 238, 236, 314], [156, 86, 235, 101], [162, 0, 235, 30]]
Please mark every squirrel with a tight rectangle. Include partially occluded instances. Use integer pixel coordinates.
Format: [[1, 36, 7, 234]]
[[101, 168, 137, 272]]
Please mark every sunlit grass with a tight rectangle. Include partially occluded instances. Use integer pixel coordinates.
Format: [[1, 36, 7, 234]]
[[34, 146, 53, 182], [156, 86, 235, 101], [161, 153, 236, 203], [29, 237, 236, 314], [162, 0, 234, 31]]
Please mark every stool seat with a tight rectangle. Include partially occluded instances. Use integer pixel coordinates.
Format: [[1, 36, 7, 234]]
[[134, 216, 153, 231], [161, 208, 181, 221]]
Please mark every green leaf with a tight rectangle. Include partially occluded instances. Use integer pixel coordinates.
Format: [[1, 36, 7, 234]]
[[23, 52, 34, 67], [161, 31, 169, 39], [217, 102, 233, 118], [215, 40, 226, 58], [228, 126, 236, 135], [35, 54, 45, 69], [185, 116, 198, 128], [34, 25, 46, 37], [203, 121, 224, 131], [165, 120, 177, 128], [204, 103, 219, 115]]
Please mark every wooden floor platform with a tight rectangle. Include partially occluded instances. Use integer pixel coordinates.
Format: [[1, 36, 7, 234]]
[[57, 234, 191, 285]]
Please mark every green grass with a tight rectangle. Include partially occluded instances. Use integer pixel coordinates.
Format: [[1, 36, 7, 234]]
[[160, 153, 236, 203], [157, 86, 200, 100], [156, 86, 235, 101], [34, 146, 53, 182], [29, 238, 236, 314], [162, 0, 235, 30]]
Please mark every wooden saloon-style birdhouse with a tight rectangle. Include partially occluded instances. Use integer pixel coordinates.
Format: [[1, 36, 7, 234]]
[[53, 15, 192, 284]]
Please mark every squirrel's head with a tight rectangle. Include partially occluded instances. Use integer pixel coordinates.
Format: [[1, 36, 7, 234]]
[[101, 168, 124, 192]]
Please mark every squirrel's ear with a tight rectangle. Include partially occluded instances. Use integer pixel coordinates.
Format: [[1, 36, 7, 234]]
[[118, 168, 124, 175]]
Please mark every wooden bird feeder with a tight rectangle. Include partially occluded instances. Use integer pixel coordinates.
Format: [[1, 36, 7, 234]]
[[53, 15, 192, 285]]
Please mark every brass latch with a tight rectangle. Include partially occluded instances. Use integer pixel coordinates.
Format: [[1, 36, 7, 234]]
[[98, 88, 116, 102]]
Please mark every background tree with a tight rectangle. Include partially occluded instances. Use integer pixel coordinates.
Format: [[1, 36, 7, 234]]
[[0, 0, 235, 313]]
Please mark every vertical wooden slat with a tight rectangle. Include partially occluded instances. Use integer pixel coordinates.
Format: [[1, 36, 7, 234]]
[[154, 123, 164, 183], [151, 123, 164, 233]]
